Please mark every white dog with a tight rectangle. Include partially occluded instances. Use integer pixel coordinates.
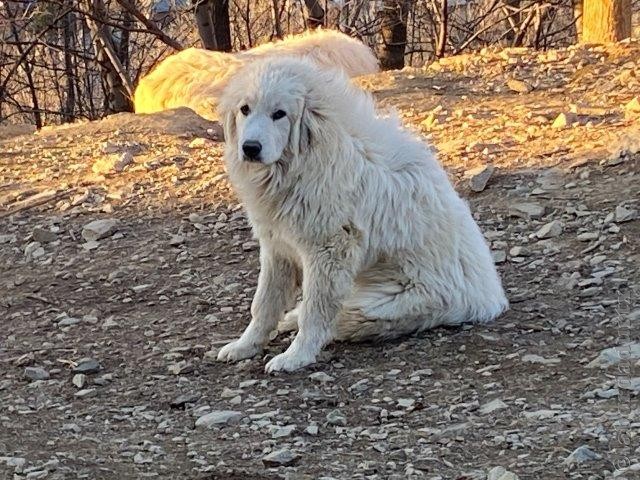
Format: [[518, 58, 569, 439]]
[[216, 57, 508, 373], [133, 29, 378, 119]]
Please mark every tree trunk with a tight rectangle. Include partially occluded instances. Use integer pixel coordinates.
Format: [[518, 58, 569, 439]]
[[194, 0, 231, 51], [378, 0, 409, 70], [504, 0, 521, 46], [85, 0, 133, 113], [303, 0, 325, 29], [435, 0, 448, 58], [582, 0, 631, 43], [62, 6, 76, 122], [573, 0, 583, 42]]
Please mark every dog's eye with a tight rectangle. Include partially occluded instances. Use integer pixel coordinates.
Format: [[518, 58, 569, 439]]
[[272, 110, 286, 120], [240, 105, 250, 116]]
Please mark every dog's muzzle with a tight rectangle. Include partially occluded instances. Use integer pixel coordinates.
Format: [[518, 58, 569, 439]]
[[242, 141, 262, 162]]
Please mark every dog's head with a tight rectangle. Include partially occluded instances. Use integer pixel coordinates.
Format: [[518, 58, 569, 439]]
[[218, 57, 332, 167]]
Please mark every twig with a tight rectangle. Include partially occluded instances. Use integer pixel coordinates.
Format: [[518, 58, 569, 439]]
[[0, 188, 77, 218]]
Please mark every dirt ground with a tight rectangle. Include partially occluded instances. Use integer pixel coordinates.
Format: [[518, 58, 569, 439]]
[[1, 40, 639, 480]]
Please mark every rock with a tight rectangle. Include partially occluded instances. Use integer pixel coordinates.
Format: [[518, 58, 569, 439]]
[[169, 235, 185, 246], [625, 96, 640, 113], [479, 398, 507, 415], [397, 398, 415, 408], [535, 220, 563, 239], [74, 388, 96, 398], [617, 377, 640, 392], [271, 424, 296, 438], [551, 112, 577, 129], [81, 219, 118, 242], [507, 79, 532, 93], [523, 409, 559, 420], [167, 361, 193, 375], [32, 227, 57, 243], [170, 393, 200, 409], [188, 137, 216, 149], [309, 372, 335, 383], [262, 449, 299, 467], [588, 342, 640, 368], [24, 367, 49, 381], [577, 231, 599, 242], [522, 354, 560, 365], [510, 202, 545, 220], [72, 374, 87, 388], [564, 445, 601, 465], [72, 358, 101, 374], [509, 246, 529, 257], [492, 250, 506, 264], [24, 242, 45, 260], [305, 425, 319, 435], [326, 409, 347, 426], [4, 457, 26, 469], [466, 164, 495, 192], [614, 205, 637, 223], [133, 453, 153, 464], [195, 410, 242, 428], [487, 466, 519, 480], [114, 152, 134, 172]]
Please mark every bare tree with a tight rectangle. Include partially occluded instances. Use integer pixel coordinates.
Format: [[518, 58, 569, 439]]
[[303, 0, 325, 28], [194, 0, 232, 51], [581, 0, 632, 42], [378, 0, 410, 69]]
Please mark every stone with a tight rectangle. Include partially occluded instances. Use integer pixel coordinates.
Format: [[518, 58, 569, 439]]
[[510, 202, 545, 219], [492, 250, 506, 264], [564, 445, 601, 464], [72, 358, 101, 374], [577, 231, 599, 242], [625, 96, 640, 113], [262, 449, 299, 467], [522, 354, 560, 365], [81, 219, 118, 242], [535, 220, 563, 239], [507, 78, 532, 93], [487, 466, 519, 480], [32, 227, 57, 243], [271, 424, 296, 438], [466, 164, 495, 192], [309, 372, 335, 383], [305, 425, 319, 435], [326, 409, 347, 426], [617, 377, 640, 392], [24, 242, 44, 260], [24, 367, 49, 381], [114, 152, 134, 172], [74, 388, 96, 398], [72, 374, 87, 388], [614, 205, 637, 223], [479, 398, 507, 415], [188, 137, 216, 149], [170, 393, 200, 408], [551, 112, 577, 129], [195, 410, 242, 428], [588, 343, 640, 368], [133, 453, 153, 464]]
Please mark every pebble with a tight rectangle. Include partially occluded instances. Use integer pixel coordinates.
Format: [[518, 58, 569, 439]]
[[309, 372, 335, 383], [326, 409, 347, 426], [81, 219, 118, 242], [72, 374, 87, 388], [510, 202, 545, 219], [32, 227, 57, 243], [72, 358, 101, 374], [588, 342, 640, 368], [24, 367, 49, 381], [522, 354, 560, 365], [479, 398, 507, 415], [507, 78, 532, 93], [551, 112, 577, 129], [614, 205, 637, 223], [195, 410, 243, 428], [466, 164, 495, 192], [535, 220, 563, 239], [564, 445, 601, 464], [487, 466, 519, 480], [74, 388, 96, 398], [262, 449, 299, 467]]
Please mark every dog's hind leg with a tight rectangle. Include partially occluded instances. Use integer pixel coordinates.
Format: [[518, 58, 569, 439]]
[[218, 243, 300, 362]]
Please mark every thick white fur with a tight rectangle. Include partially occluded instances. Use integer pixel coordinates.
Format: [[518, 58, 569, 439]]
[[216, 57, 508, 373], [133, 29, 379, 119]]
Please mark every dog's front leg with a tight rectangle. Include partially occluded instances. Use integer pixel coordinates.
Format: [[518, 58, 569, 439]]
[[217, 244, 299, 362], [266, 231, 362, 373]]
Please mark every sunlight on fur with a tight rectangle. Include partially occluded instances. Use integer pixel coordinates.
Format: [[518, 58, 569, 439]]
[[133, 29, 379, 120]]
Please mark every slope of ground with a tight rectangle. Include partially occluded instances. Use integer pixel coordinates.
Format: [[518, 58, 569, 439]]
[[1, 40, 639, 480]]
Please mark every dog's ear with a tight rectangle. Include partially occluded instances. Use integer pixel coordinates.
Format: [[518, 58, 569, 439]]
[[289, 97, 322, 157], [222, 109, 236, 143]]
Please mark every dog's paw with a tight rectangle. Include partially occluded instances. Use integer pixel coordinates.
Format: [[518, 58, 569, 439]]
[[265, 350, 316, 373], [216, 338, 262, 362]]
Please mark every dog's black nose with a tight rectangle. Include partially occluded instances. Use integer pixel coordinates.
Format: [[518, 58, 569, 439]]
[[242, 141, 262, 161]]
